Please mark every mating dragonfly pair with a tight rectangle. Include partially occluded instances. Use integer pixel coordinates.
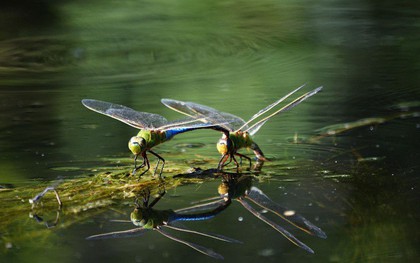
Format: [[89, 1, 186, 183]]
[[82, 84, 322, 177]]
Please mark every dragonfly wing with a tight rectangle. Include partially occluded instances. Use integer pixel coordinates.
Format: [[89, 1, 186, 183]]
[[238, 83, 306, 131], [165, 224, 242, 244], [245, 86, 323, 134], [246, 186, 327, 238], [156, 228, 224, 260], [174, 199, 225, 214], [157, 118, 229, 134], [82, 99, 168, 129], [161, 99, 246, 131], [247, 119, 268, 136], [238, 199, 314, 254], [86, 227, 148, 240]]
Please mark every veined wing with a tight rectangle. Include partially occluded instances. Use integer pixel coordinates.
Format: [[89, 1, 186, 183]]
[[165, 224, 242, 244], [246, 86, 323, 136], [174, 199, 226, 214], [156, 227, 224, 260], [238, 199, 314, 254], [157, 117, 228, 132], [246, 187, 327, 238], [161, 99, 246, 132], [86, 227, 147, 240], [237, 84, 306, 131], [82, 99, 168, 129]]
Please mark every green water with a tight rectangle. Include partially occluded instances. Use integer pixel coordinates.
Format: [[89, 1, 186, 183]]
[[1, 0, 419, 262]]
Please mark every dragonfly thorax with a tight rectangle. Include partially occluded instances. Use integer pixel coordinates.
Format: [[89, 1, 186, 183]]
[[216, 131, 253, 155], [128, 136, 147, 155]]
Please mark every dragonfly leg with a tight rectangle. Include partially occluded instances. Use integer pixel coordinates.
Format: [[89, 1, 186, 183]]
[[140, 188, 151, 207], [133, 154, 147, 175], [217, 154, 229, 170], [231, 155, 240, 172], [148, 150, 165, 178], [149, 188, 166, 208], [223, 156, 233, 167], [133, 155, 138, 173], [137, 153, 150, 177], [235, 153, 252, 170]]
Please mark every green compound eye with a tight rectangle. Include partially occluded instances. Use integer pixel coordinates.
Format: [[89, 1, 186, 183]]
[[128, 136, 146, 155]]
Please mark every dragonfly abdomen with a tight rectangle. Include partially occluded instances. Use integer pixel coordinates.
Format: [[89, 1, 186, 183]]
[[164, 128, 191, 140], [250, 142, 267, 161], [171, 213, 217, 222], [169, 200, 231, 222], [164, 125, 214, 140]]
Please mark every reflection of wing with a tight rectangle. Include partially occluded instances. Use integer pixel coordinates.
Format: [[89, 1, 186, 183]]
[[174, 199, 226, 214], [165, 224, 241, 244], [246, 187, 327, 239], [86, 227, 147, 240], [238, 199, 315, 254], [161, 99, 246, 132], [156, 227, 224, 260], [82, 99, 168, 129]]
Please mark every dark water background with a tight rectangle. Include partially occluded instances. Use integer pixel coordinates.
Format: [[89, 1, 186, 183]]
[[0, 0, 419, 262]]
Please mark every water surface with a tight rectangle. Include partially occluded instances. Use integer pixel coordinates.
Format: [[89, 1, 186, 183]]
[[0, 0, 419, 262]]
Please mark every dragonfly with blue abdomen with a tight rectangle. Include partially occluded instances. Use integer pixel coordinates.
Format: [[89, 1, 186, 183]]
[[82, 99, 225, 177], [161, 84, 322, 170], [86, 189, 239, 259]]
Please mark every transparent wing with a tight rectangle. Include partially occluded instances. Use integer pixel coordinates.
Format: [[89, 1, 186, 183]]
[[156, 227, 225, 260], [174, 199, 226, 214], [246, 86, 323, 135], [86, 227, 148, 240], [238, 199, 314, 254], [237, 83, 306, 131], [246, 187, 327, 238], [82, 99, 168, 129], [165, 224, 242, 244], [161, 99, 246, 131], [157, 117, 228, 132]]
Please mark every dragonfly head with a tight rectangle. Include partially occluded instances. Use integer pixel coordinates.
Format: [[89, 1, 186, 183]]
[[216, 134, 232, 155], [131, 207, 151, 228], [128, 136, 146, 155]]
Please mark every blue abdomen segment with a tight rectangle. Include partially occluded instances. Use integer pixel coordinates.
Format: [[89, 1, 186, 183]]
[[164, 125, 210, 140], [168, 213, 217, 222], [167, 199, 231, 222]]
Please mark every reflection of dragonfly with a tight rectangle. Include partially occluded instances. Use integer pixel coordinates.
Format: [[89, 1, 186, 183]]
[[162, 84, 322, 170], [29, 182, 63, 228], [200, 174, 327, 253], [86, 190, 240, 259], [82, 99, 224, 177]]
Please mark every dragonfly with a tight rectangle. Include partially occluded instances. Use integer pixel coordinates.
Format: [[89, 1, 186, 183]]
[[193, 173, 327, 253], [161, 84, 322, 170], [86, 189, 240, 259], [82, 99, 225, 177]]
